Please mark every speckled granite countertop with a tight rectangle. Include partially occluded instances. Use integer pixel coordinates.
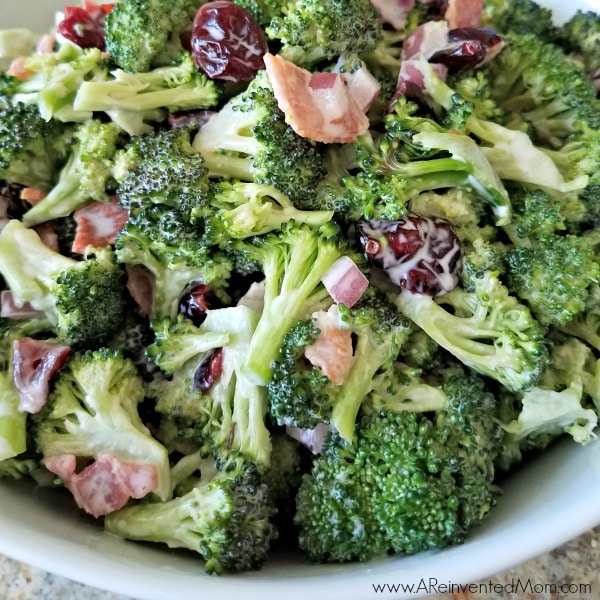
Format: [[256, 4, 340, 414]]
[[1, 527, 599, 600]]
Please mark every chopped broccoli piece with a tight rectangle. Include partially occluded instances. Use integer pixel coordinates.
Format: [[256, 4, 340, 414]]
[[192, 71, 325, 208], [105, 0, 201, 73], [268, 289, 412, 441], [295, 374, 502, 562], [556, 10, 600, 74], [104, 453, 277, 574], [266, 0, 383, 67], [481, 0, 557, 42], [505, 234, 600, 326], [36, 348, 171, 500], [0, 103, 68, 189], [0, 220, 127, 348], [22, 118, 123, 227]]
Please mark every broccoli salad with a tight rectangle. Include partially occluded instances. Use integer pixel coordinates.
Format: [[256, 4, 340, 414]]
[[0, 0, 599, 576]]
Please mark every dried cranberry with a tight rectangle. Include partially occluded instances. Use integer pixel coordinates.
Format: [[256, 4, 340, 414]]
[[57, 2, 114, 50], [193, 348, 224, 393], [168, 110, 217, 130], [178, 283, 212, 327], [429, 40, 485, 74], [357, 215, 463, 296], [191, 1, 268, 82], [448, 27, 503, 48]]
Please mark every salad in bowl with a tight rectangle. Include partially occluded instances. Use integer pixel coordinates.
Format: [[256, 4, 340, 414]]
[[0, 0, 599, 597]]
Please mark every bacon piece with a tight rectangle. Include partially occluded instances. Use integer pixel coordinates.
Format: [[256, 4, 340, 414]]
[[333, 58, 381, 113], [444, 0, 483, 29], [287, 423, 330, 455], [321, 256, 369, 308], [304, 305, 353, 385], [35, 34, 55, 55], [72, 199, 129, 253], [395, 59, 448, 99], [126, 265, 154, 317], [44, 453, 159, 518], [34, 222, 60, 252], [6, 57, 32, 81], [264, 53, 369, 144], [0, 290, 45, 320], [13, 338, 71, 414], [20, 188, 47, 204], [370, 0, 415, 30], [402, 21, 450, 61]]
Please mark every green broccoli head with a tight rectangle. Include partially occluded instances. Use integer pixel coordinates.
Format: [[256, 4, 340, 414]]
[[23, 118, 124, 227], [557, 10, 600, 73], [192, 71, 325, 208], [35, 348, 171, 500], [116, 126, 210, 217], [266, 0, 383, 67], [0, 220, 127, 348], [105, 0, 201, 73], [481, 0, 557, 42], [295, 374, 502, 562], [104, 453, 277, 574], [505, 234, 600, 326], [115, 204, 233, 319], [0, 103, 68, 189]]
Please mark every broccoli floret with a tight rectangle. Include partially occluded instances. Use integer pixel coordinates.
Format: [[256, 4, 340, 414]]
[[104, 0, 201, 73], [104, 453, 277, 574], [502, 338, 599, 447], [294, 374, 502, 562], [448, 70, 506, 124], [557, 10, 600, 74], [484, 33, 598, 150], [0, 220, 127, 348], [268, 289, 412, 441], [204, 181, 334, 245], [74, 52, 221, 127], [115, 205, 232, 319], [232, 0, 286, 27], [392, 266, 548, 392], [148, 307, 272, 468], [192, 71, 325, 208], [266, 0, 383, 67], [481, 0, 557, 42], [116, 126, 210, 217], [22, 118, 123, 227], [233, 223, 348, 385], [0, 103, 68, 189], [505, 234, 600, 326], [35, 348, 171, 500], [560, 283, 600, 353]]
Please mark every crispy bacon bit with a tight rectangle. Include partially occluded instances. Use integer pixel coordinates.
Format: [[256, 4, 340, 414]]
[[304, 305, 353, 385], [287, 423, 330, 455], [72, 199, 129, 254], [13, 338, 71, 414], [126, 265, 154, 317], [0, 291, 44, 320], [6, 57, 32, 81], [395, 59, 448, 99], [357, 215, 463, 296], [402, 21, 450, 61], [264, 53, 369, 144], [370, 0, 415, 30], [444, 0, 483, 29], [44, 453, 159, 518], [321, 256, 369, 308], [35, 34, 55, 55], [34, 222, 60, 252], [333, 58, 381, 113], [20, 188, 47, 204]]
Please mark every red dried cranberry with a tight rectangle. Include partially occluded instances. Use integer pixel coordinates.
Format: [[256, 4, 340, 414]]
[[57, 2, 114, 50], [193, 348, 224, 393], [429, 40, 486, 74], [357, 215, 463, 296], [178, 283, 212, 327], [191, 1, 268, 82]]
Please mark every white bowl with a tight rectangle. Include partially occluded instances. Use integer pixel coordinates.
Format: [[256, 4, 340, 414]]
[[1, 1, 600, 599]]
